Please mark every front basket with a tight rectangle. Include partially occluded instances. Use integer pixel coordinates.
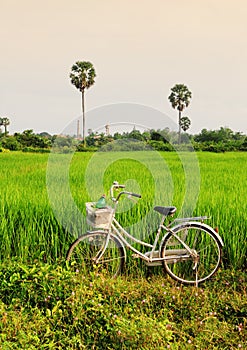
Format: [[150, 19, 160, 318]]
[[86, 202, 114, 229]]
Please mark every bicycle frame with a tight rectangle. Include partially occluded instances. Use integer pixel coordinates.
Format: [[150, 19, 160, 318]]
[[105, 215, 198, 265]]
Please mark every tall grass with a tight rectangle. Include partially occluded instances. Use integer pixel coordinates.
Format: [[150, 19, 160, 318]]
[[0, 151, 247, 269], [0, 152, 69, 262], [195, 152, 247, 268]]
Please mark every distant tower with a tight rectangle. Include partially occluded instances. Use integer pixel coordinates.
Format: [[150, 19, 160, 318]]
[[105, 124, 110, 136]]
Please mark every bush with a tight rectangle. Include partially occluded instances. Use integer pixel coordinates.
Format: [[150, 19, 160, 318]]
[[1, 136, 20, 151], [148, 140, 174, 151], [22, 147, 50, 153], [76, 144, 97, 152], [0, 261, 246, 349], [0, 261, 172, 349], [97, 139, 150, 152]]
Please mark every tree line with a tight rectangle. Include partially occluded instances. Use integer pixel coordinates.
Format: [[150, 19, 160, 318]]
[[1, 126, 247, 153]]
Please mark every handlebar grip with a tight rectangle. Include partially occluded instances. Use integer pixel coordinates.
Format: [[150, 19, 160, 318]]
[[118, 185, 125, 188], [130, 192, 142, 198]]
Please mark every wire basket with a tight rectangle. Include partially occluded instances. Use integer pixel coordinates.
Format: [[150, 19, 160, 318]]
[[86, 202, 114, 229]]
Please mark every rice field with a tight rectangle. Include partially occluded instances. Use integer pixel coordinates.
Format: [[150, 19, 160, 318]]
[[0, 151, 247, 270]]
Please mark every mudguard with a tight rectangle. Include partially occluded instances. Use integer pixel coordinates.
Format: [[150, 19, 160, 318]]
[[160, 221, 224, 251]]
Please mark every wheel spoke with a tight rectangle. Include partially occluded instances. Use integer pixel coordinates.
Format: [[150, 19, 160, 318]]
[[161, 224, 222, 284], [66, 232, 125, 278]]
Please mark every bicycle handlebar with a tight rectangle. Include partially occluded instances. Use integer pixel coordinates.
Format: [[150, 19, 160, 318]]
[[110, 181, 141, 202], [115, 191, 141, 201], [129, 192, 142, 198]]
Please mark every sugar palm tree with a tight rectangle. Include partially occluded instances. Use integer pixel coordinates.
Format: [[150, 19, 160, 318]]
[[0, 117, 10, 135], [180, 116, 191, 132], [168, 84, 192, 143], [70, 61, 96, 147]]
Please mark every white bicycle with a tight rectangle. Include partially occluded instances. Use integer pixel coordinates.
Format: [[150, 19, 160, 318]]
[[66, 181, 224, 285]]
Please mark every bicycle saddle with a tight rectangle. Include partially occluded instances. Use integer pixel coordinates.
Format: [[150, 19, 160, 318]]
[[154, 206, 177, 216]]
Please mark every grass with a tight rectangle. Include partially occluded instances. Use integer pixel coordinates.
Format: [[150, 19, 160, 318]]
[[0, 261, 246, 349]]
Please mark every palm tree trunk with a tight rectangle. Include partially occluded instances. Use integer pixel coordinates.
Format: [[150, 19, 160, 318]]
[[178, 110, 181, 144], [81, 89, 85, 147]]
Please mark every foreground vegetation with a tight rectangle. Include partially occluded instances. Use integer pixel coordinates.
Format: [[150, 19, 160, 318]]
[[0, 261, 246, 349]]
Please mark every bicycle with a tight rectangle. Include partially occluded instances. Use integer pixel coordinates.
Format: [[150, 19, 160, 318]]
[[66, 181, 224, 285]]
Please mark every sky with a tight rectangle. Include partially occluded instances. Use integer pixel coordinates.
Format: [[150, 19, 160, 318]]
[[1, 0, 247, 136]]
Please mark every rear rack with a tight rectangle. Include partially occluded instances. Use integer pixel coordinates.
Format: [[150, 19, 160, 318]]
[[173, 216, 209, 223]]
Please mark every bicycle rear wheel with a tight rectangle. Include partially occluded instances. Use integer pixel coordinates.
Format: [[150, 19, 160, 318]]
[[66, 231, 125, 278], [160, 223, 222, 285]]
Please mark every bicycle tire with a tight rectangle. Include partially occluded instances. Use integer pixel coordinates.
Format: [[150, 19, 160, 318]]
[[160, 222, 222, 285], [66, 231, 125, 278]]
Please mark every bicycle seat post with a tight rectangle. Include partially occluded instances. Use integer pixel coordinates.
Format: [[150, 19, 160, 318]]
[[155, 215, 166, 238]]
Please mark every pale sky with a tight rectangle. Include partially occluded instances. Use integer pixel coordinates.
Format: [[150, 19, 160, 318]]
[[1, 0, 247, 135]]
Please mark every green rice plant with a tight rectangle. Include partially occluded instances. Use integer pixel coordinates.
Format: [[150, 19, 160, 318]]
[[194, 152, 247, 269], [0, 151, 247, 270], [0, 152, 69, 262]]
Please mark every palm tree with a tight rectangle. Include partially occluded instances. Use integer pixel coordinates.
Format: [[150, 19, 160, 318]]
[[168, 84, 192, 143], [70, 61, 96, 147], [0, 117, 10, 135], [180, 116, 191, 132]]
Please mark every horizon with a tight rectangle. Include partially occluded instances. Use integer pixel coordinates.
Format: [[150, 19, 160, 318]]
[[1, 121, 246, 138]]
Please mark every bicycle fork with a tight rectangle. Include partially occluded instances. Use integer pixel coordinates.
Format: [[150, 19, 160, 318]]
[[92, 233, 111, 264]]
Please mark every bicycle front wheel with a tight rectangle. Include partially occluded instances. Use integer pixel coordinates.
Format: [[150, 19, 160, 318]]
[[66, 231, 125, 278], [160, 223, 222, 285]]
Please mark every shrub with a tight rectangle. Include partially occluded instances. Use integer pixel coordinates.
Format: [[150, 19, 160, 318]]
[[22, 147, 50, 153], [1, 136, 20, 151], [148, 140, 174, 151], [76, 144, 97, 152], [0, 261, 173, 349], [1, 261, 246, 349]]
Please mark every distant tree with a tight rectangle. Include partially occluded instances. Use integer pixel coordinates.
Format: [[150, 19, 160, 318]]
[[232, 131, 244, 141], [70, 61, 96, 147], [159, 128, 172, 142], [1, 136, 20, 150], [240, 137, 247, 151], [0, 117, 10, 135], [14, 129, 50, 148], [150, 130, 165, 142], [142, 131, 151, 141], [85, 132, 96, 147], [194, 127, 232, 143], [128, 129, 144, 141], [38, 132, 52, 139], [168, 84, 192, 143], [150, 129, 170, 143], [113, 132, 122, 140], [180, 116, 191, 132]]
